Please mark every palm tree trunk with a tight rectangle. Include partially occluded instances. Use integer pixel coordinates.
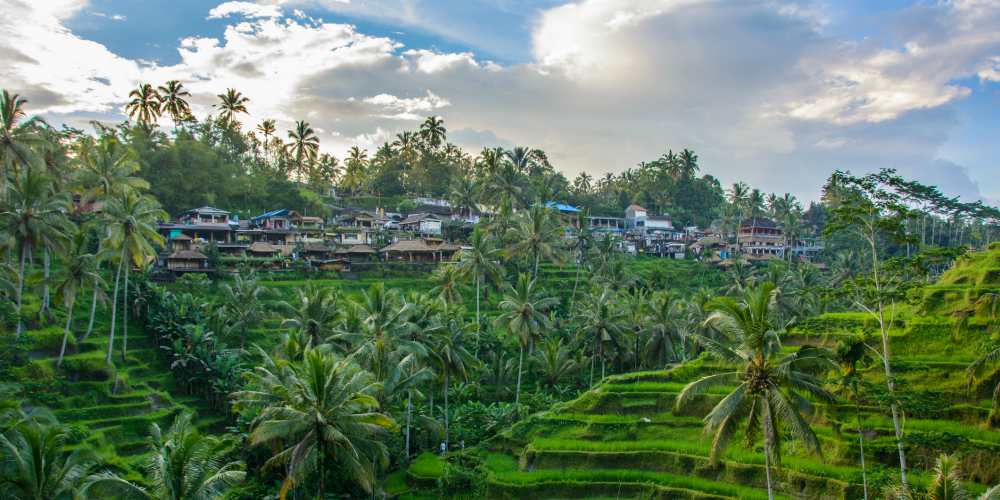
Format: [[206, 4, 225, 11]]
[[444, 372, 450, 450], [533, 251, 540, 280], [58, 296, 76, 367], [405, 391, 412, 460], [42, 248, 51, 315], [15, 241, 28, 338], [515, 344, 524, 407], [82, 278, 99, 342], [121, 259, 129, 364], [475, 275, 481, 355], [106, 249, 125, 364], [317, 437, 325, 500], [763, 426, 775, 500], [589, 350, 595, 387], [570, 254, 582, 308], [856, 395, 869, 500]]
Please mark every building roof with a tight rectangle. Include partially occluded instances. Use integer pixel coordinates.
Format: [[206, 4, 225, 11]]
[[335, 244, 376, 255], [168, 250, 208, 260], [248, 242, 281, 254], [435, 242, 462, 252], [251, 208, 291, 222], [544, 201, 581, 213], [400, 213, 441, 225], [741, 217, 779, 229], [381, 239, 437, 253], [170, 233, 192, 241], [182, 206, 230, 216], [648, 215, 672, 222], [297, 215, 324, 223], [302, 244, 332, 253], [626, 204, 647, 212], [695, 236, 725, 247]]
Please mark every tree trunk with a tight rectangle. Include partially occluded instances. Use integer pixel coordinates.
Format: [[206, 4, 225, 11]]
[[533, 251, 540, 280], [106, 249, 125, 364], [589, 349, 595, 387], [317, 437, 325, 500], [58, 296, 76, 367], [475, 275, 481, 355], [82, 279, 99, 342], [571, 253, 582, 308], [15, 241, 28, 338], [763, 420, 775, 500], [405, 391, 412, 460], [42, 248, 51, 315], [515, 344, 524, 408], [121, 260, 130, 364], [444, 372, 450, 450], [856, 395, 869, 500]]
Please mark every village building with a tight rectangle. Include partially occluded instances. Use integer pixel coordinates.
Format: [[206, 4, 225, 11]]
[[398, 213, 443, 235], [738, 217, 785, 259], [158, 206, 238, 244], [164, 234, 209, 273], [333, 244, 378, 263], [586, 215, 625, 234], [380, 238, 460, 262], [545, 202, 582, 228]]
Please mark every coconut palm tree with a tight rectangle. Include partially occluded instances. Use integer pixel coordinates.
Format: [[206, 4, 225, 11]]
[[968, 342, 1000, 426], [214, 88, 249, 127], [53, 226, 101, 366], [508, 204, 562, 279], [532, 336, 577, 389], [569, 209, 595, 308], [219, 270, 266, 349], [928, 453, 968, 500], [82, 412, 245, 499], [101, 190, 166, 364], [0, 90, 44, 177], [352, 284, 422, 387], [0, 418, 100, 499], [678, 148, 699, 179], [493, 274, 558, 407], [454, 228, 502, 343], [430, 263, 464, 305], [576, 286, 626, 385], [834, 338, 872, 500], [286, 120, 320, 183], [675, 282, 835, 500], [644, 291, 685, 368], [125, 83, 162, 127], [448, 175, 479, 219], [256, 119, 276, 161], [419, 115, 447, 149], [75, 135, 149, 199], [0, 165, 71, 337], [278, 284, 340, 350], [431, 306, 477, 449], [157, 80, 192, 129], [233, 348, 395, 499]]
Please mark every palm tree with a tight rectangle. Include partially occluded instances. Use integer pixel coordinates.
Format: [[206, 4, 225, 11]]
[[569, 209, 595, 308], [968, 342, 1000, 426], [675, 282, 835, 500], [928, 454, 967, 500], [215, 88, 249, 127], [448, 175, 479, 219], [0, 418, 99, 499], [576, 287, 626, 385], [532, 336, 577, 388], [678, 148, 699, 179], [430, 263, 464, 305], [419, 115, 447, 148], [352, 284, 422, 387], [454, 228, 502, 344], [508, 204, 562, 279], [728, 182, 750, 243], [0, 165, 71, 337], [54, 227, 101, 366], [75, 135, 149, 199], [493, 274, 558, 407], [234, 348, 395, 499], [157, 80, 192, 129], [286, 120, 320, 182], [431, 306, 477, 449], [256, 119, 276, 161], [82, 412, 244, 499], [0, 90, 44, 177], [102, 191, 166, 364], [278, 284, 339, 350], [834, 338, 871, 500], [219, 271, 266, 349], [125, 83, 162, 127], [644, 291, 685, 368]]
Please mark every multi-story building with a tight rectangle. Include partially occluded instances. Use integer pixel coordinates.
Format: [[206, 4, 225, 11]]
[[737, 217, 785, 259]]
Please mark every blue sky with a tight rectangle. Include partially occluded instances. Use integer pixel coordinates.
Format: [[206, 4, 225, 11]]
[[4, 0, 999, 202]]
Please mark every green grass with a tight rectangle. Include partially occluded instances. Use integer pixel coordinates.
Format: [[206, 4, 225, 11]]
[[409, 452, 447, 479]]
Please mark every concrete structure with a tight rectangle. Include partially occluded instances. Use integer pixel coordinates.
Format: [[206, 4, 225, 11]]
[[738, 217, 785, 259]]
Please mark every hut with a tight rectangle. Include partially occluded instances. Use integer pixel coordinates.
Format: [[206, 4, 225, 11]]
[[166, 249, 209, 272], [380, 239, 458, 262], [248, 241, 281, 258], [333, 244, 377, 263]]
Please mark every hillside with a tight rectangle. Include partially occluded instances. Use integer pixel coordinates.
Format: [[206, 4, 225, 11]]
[[393, 249, 1000, 499]]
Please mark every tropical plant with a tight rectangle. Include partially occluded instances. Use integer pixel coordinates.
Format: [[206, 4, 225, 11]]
[[0, 89, 44, 177], [675, 282, 835, 500], [532, 336, 577, 389], [508, 204, 563, 279], [125, 83, 162, 127], [493, 274, 558, 407], [234, 348, 395, 499], [286, 120, 319, 183], [968, 342, 1000, 426], [419, 115, 446, 149], [157, 80, 192, 129], [454, 227, 502, 345], [278, 284, 339, 351], [644, 291, 685, 367], [576, 286, 626, 385], [75, 134, 149, 200], [53, 226, 101, 366], [214, 88, 249, 127], [218, 270, 266, 349], [0, 417, 99, 500], [431, 306, 477, 449]]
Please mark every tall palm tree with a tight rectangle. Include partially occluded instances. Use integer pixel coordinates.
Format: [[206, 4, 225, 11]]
[[219, 271, 266, 349], [352, 284, 422, 386], [75, 135, 149, 199], [448, 175, 479, 219], [256, 119, 276, 161], [430, 263, 464, 305], [508, 204, 562, 279], [968, 342, 1000, 426], [157, 80, 192, 129], [419, 115, 447, 149], [675, 282, 835, 500], [102, 191, 166, 364], [214, 88, 249, 127], [493, 274, 558, 407], [728, 182, 750, 243], [125, 83, 162, 127], [678, 148, 699, 179], [576, 286, 626, 385], [54, 226, 101, 366], [0, 418, 99, 499], [454, 228, 502, 344], [644, 291, 685, 368], [82, 412, 245, 499], [0, 90, 44, 177], [286, 120, 320, 183], [431, 306, 477, 449], [278, 284, 339, 350], [0, 165, 71, 337], [234, 348, 395, 499], [532, 335, 577, 389], [834, 339, 871, 500], [569, 209, 595, 308]]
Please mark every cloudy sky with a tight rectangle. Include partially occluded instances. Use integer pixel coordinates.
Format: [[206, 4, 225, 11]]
[[2, 0, 999, 202]]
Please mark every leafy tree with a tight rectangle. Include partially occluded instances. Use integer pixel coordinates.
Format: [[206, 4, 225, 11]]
[[508, 204, 563, 279], [0, 417, 99, 499], [125, 83, 162, 128], [219, 270, 266, 349], [75, 134, 150, 199], [493, 274, 558, 407], [53, 226, 101, 366], [214, 88, 249, 127], [157, 80, 192, 129], [675, 282, 835, 500], [576, 286, 626, 385], [419, 116, 446, 149], [532, 335, 577, 389], [286, 120, 319, 183], [431, 306, 477, 449], [278, 284, 339, 350], [234, 348, 395, 499], [454, 227, 502, 345], [0, 90, 44, 177]]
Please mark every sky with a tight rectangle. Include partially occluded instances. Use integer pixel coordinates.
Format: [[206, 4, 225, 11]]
[[2, 0, 998, 203]]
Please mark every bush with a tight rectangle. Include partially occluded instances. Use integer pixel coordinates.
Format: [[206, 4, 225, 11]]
[[27, 325, 73, 352]]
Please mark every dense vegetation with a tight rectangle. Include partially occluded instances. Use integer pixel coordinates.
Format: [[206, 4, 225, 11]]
[[2, 82, 1000, 500]]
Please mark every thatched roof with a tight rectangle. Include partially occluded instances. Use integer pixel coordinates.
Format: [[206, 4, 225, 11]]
[[302, 244, 332, 253], [168, 250, 207, 260], [335, 244, 376, 255], [248, 242, 280, 254], [381, 239, 436, 253]]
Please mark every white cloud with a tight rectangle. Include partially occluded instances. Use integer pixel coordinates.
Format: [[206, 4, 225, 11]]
[[403, 49, 478, 73], [362, 90, 451, 120], [207, 1, 283, 19]]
